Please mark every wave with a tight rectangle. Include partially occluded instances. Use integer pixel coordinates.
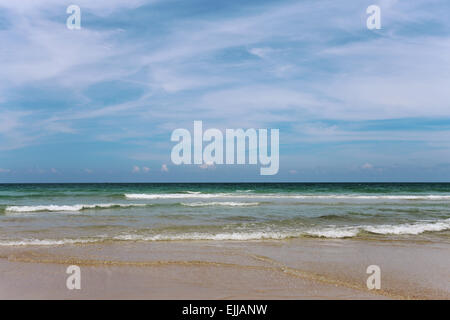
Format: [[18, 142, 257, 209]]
[[113, 232, 303, 241], [181, 202, 260, 207], [306, 219, 450, 237], [124, 193, 450, 200], [0, 238, 100, 246], [125, 193, 231, 199], [3, 201, 259, 213], [112, 219, 450, 241], [364, 219, 450, 235], [1, 219, 449, 246], [305, 227, 360, 238], [5, 203, 148, 213]]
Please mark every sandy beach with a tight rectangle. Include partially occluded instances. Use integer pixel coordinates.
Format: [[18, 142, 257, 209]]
[[1, 238, 448, 300], [2, 0, 450, 306]]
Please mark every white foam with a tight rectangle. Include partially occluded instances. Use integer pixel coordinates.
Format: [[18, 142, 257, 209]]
[[124, 193, 450, 200], [5, 203, 147, 213], [0, 238, 99, 246], [363, 219, 450, 235], [114, 231, 301, 241], [125, 193, 231, 199], [111, 220, 450, 242], [181, 202, 260, 207], [3, 219, 449, 246], [304, 219, 450, 237], [305, 227, 360, 238]]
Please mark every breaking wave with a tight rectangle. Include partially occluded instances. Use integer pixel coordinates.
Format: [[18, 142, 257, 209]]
[[5, 203, 148, 213], [0, 238, 100, 246], [364, 219, 450, 235], [2, 219, 448, 246], [124, 193, 450, 200]]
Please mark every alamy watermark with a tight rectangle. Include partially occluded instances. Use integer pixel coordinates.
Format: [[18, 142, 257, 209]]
[[66, 265, 81, 290], [366, 265, 381, 290], [66, 5, 81, 30], [366, 5, 381, 30], [63, 4, 380, 33], [170, 121, 279, 175]]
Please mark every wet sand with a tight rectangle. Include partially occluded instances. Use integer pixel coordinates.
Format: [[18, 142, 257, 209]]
[[0, 238, 449, 299]]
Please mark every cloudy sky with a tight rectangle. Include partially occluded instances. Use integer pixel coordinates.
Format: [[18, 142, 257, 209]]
[[1, 0, 450, 182]]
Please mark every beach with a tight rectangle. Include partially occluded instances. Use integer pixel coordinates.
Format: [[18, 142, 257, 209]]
[[0, 183, 449, 299], [1, 238, 449, 299]]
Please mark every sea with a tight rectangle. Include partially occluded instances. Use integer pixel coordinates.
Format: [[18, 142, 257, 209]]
[[0, 183, 449, 246]]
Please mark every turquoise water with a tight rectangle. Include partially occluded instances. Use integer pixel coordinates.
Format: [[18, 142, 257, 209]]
[[0, 183, 449, 245]]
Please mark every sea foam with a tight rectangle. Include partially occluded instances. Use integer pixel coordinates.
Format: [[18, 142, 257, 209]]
[[5, 203, 147, 213], [2, 219, 449, 246], [124, 193, 450, 200], [363, 219, 450, 235], [0, 238, 99, 246]]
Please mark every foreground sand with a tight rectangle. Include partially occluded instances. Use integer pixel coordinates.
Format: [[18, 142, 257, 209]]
[[0, 238, 449, 299]]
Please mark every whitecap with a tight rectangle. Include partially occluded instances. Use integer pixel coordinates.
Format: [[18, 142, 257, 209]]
[[5, 203, 147, 213], [363, 219, 450, 235]]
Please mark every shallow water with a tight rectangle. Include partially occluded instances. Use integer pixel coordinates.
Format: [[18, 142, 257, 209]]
[[0, 183, 449, 245]]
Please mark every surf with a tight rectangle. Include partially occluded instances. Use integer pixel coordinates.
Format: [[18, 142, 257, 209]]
[[5, 203, 148, 213]]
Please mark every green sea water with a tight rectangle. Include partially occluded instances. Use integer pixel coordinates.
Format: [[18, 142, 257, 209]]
[[0, 183, 449, 245]]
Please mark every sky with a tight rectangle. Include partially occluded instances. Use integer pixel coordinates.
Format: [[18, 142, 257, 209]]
[[1, 0, 450, 182]]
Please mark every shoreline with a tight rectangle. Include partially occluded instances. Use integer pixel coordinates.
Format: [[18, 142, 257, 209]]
[[1, 238, 448, 299]]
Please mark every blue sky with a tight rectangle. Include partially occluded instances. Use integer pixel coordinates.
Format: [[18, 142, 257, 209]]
[[1, 0, 450, 182]]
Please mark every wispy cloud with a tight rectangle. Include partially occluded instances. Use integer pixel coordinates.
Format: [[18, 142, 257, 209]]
[[1, 0, 450, 181]]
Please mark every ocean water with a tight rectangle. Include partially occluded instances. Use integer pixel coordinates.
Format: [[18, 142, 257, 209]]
[[0, 183, 450, 246]]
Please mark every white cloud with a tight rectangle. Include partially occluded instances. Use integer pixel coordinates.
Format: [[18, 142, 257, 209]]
[[0, 0, 147, 11], [0, 0, 157, 93], [1, 0, 450, 172], [161, 164, 169, 172], [132, 165, 140, 173], [199, 162, 215, 169], [248, 47, 275, 59], [142, 166, 150, 173], [361, 163, 374, 170], [0, 168, 11, 173]]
